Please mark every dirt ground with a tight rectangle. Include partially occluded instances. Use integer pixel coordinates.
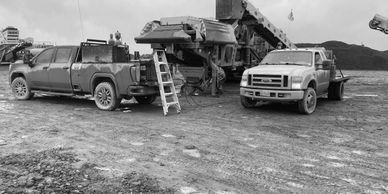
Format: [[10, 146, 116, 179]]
[[0, 65, 387, 194]]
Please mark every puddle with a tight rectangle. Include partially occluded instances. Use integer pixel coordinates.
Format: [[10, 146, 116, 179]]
[[329, 162, 346, 168], [162, 134, 176, 138], [183, 149, 201, 158], [180, 187, 197, 194], [287, 182, 304, 189], [297, 134, 312, 138], [247, 144, 258, 148], [117, 158, 136, 164], [354, 94, 378, 97], [243, 137, 254, 141], [302, 163, 315, 168], [94, 167, 112, 171], [215, 191, 237, 194], [352, 150, 366, 156], [326, 155, 342, 160], [130, 142, 144, 146]]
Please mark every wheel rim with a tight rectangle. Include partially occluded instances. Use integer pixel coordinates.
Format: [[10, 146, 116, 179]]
[[306, 91, 316, 111], [13, 80, 27, 97], [97, 87, 112, 106]]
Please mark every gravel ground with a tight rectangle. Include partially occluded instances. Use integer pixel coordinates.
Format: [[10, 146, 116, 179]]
[[1, 66, 388, 193]]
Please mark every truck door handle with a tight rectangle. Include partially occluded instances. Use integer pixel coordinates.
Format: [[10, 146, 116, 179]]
[[63, 66, 69, 70], [43, 66, 49, 70]]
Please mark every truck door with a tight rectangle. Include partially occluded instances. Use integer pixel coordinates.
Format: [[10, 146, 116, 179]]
[[48, 47, 75, 92], [27, 47, 55, 90], [314, 52, 330, 95]]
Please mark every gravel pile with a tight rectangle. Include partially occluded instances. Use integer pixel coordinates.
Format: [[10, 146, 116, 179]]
[[0, 149, 175, 194]]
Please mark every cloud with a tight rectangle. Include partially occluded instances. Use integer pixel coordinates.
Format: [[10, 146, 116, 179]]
[[1, 0, 387, 53]]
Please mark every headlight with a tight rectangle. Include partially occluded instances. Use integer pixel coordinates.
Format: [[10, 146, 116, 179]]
[[240, 71, 249, 87], [291, 76, 303, 89]]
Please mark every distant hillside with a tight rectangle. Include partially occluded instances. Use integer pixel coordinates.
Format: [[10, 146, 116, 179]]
[[296, 41, 388, 70]]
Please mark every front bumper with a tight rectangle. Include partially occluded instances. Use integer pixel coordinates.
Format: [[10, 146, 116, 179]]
[[240, 87, 304, 101]]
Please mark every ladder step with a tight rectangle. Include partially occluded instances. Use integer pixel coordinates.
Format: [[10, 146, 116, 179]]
[[162, 81, 174, 85], [164, 92, 174, 97], [166, 102, 179, 106], [160, 72, 169, 75]]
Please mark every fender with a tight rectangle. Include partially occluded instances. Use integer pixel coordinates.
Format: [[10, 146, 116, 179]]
[[9, 71, 27, 86], [301, 72, 317, 90], [90, 73, 121, 97]]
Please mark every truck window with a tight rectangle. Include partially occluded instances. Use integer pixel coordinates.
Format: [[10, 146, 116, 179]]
[[261, 51, 312, 66], [54, 48, 72, 63], [315, 52, 323, 64], [36, 48, 55, 63]]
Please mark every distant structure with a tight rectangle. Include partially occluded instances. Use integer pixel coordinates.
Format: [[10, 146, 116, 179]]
[[1, 26, 19, 44]]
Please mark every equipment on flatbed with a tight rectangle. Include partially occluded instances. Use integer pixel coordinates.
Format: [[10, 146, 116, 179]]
[[0, 41, 32, 65], [136, 0, 295, 96], [369, 14, 388, 34], [153, 50, 181, 116]]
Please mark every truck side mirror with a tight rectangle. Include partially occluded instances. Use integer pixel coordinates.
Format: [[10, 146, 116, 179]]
[[322, 60, 332, 70]]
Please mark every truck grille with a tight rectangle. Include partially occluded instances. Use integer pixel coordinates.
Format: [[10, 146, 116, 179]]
[[250, 74, 289, 88]]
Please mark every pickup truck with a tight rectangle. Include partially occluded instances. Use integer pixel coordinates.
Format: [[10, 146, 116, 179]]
[[240, 48, 350, 114], [9, 40, 159, 111]]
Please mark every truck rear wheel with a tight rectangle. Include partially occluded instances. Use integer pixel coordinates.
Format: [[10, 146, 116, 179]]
[[298, 88, 317, 115], [135, 95, 157, 104], [328, 82, 344, 101], [11, 77, 34, 100], [240, 96, 257, 108], [94, 82, 120, 111]]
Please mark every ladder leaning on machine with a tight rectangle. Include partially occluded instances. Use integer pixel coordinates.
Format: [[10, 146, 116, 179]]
[[152, 50, 181, 116]]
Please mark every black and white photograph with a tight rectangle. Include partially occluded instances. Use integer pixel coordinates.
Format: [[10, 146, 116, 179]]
[[1, 0, 387, 193]]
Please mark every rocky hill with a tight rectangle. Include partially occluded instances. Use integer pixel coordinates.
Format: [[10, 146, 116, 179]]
[[296, 41, 388, 70]]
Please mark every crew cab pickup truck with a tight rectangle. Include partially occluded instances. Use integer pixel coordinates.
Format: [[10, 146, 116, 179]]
[[240, 48, 350, 114], [9, 40, 159, 111]]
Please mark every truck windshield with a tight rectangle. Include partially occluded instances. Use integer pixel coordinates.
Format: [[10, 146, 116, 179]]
[[260, 51, 312, 66]]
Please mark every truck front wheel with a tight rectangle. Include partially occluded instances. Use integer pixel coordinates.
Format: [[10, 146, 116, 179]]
[[328, 82, 344, 101], [298, 88, 317, 114], [11, 77, 34, 100], [240, 96, 257, 108], [94, 82, 120, 111], [135, 95, 157, 104]]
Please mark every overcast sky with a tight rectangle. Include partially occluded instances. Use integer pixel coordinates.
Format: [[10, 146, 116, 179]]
[[1, 0, 387, 53]]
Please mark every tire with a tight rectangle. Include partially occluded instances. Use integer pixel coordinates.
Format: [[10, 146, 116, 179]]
[[135, 95, 157, 104], [240, 96, 257, 108], [328, 82, 344, 101], [94, 82, 120, 111], [298, 88, 317, 115], [11, 77, 33, 100]]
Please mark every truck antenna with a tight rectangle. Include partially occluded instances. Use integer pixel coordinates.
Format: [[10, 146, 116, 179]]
[[77, 0, 85, 41]]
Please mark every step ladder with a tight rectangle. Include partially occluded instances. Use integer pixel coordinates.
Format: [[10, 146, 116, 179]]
[[153, 50, 181, 116]]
